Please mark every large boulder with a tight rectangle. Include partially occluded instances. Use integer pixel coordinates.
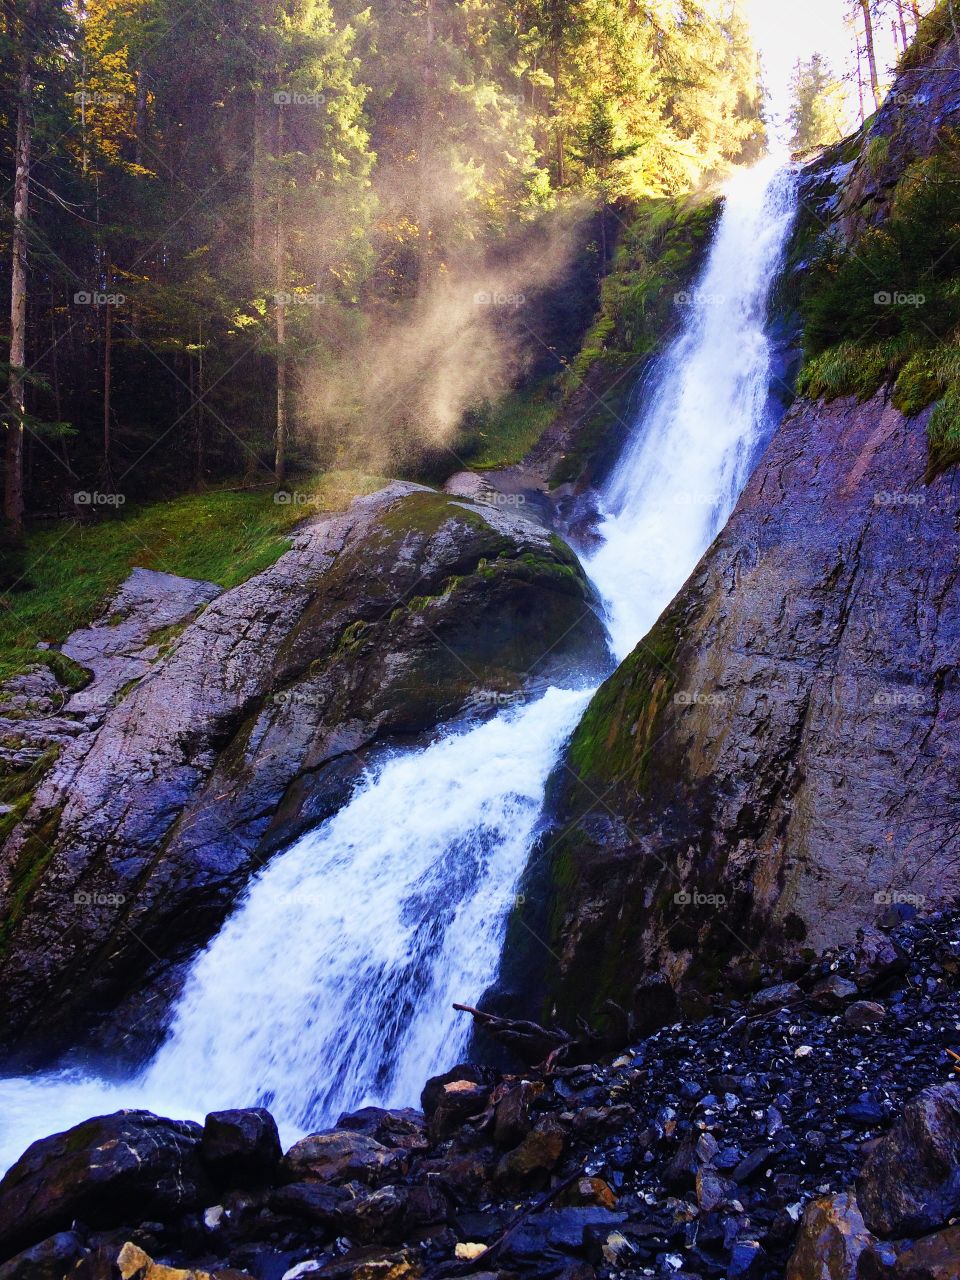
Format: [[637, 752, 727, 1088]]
[[891, 1224, 960, 1279], [281, 1130, 403, 1187], [0, 1110, 206, 1260], [784, 1193, 877, 1280], [857, 1084, 960, 1238], [0, 484, 607, 1059], [532, 388, 960, 1020], [200, 1108, 282, 1188]]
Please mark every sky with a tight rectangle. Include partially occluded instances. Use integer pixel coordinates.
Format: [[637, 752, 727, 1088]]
[[741, 0, 903, 135]]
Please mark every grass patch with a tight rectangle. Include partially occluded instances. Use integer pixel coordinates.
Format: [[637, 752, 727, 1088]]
[[0, 471, 381, 683], [462, 383, 560, 469]]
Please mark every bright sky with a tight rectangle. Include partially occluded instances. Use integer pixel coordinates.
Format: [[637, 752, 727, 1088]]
[[741, 0, 903, 136]]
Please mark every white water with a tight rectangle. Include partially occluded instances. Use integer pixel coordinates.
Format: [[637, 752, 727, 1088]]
[[588, 155, 797, 660], [0, 157, 795, 1169]]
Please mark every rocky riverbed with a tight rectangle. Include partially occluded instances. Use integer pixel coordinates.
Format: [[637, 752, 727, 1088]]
[[1, 903, 959, 1280]]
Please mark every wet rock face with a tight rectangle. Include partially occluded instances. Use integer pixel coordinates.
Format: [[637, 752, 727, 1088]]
[[538, 390, 960, 1019], [784, 1193, 877, 1280], [0, 483, 607, 1063]]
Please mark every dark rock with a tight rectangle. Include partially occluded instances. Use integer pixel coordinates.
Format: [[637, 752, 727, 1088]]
[[732, 1147, 776, 1184], [493, 1117, 565, 1191], [420, 1064, 486, 1118], [844, 1001, 886, 1028], [201, 1109, 282, 1188], [427, 1081, 491, 1141], [810, 976, 859, 1011], [0, 1231, 85, 1280], [492, 1080, 543, 1147], [0, 1110, 207, 1259], [891, 1224, 960, 1279], [335, 1109, 427, 1151], [281, 1130, 402, 1188], [728, 1239, 766, 1278], [752, 982, 803, 1010], [502, 1207, 627, 1260], [632, 973, 681, 1035], [268, 1181, 352, 1225], [857, 1084, 960, 1237], [695, 1166, 734, 1213]]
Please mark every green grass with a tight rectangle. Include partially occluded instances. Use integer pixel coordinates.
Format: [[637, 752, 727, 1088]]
[[898, 0, 957, 71], [0, 471, 381, 682], [463, 384, 560, 469]]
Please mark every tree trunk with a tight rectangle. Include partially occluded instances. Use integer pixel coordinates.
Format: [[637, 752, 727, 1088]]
[[860, 0, 881, 110], [274, 110, 287, 486], [893, 0, 909, 45], [5, 11, 35, 535], [252, 89, 267, 264], [135, 60, 148, 166], [103, 255, 112, 475], [855, 37, 866, 123]]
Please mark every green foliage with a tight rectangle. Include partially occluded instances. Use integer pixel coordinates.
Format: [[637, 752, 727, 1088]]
[[797, 136, 960, 477], [0, 473, 379, 681], [571, 193, 720, 375], [898, 0, 957, 71], [787, 53, 847, 154], [928, 385, 960, 475]]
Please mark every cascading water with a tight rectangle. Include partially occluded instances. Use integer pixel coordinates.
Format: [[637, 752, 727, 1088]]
[[0, 157, 796, 1170]]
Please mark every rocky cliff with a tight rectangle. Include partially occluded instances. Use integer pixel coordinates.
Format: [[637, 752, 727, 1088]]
[[0, 483, 607, 1062], [533, 386, 959, 1024], [521, 18, 960, 1024]]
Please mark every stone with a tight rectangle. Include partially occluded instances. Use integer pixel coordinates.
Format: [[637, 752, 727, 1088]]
[[420, 1064, 486, 1118], [201, 1108, 282, 1187], [269, 1181, 352, 1224], [494, 1118, 565, 1191], [0, 1111, 207, 1258], [557, 1177, 618, 1210], [844, 1001, 886, 1028], [857, 1084, 960, 1237], [695, 1166, 733, 1213], [784, 1193, 877, 1280], [116, 1242, 253, 1279], [492, 1080, 543, 1147], [891, 1224, 960, 1279], [334, 1109, 427, 1151], [0, 1231, 85, 1280], [502, 1208, 626, 1259], [427, 1081, 491, 1141], [281, 1130, 401, 1187], [810, 976, 859, 1011], [752, 982, 803, 1010]]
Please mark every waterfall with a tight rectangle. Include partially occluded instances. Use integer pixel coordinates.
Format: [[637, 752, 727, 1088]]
[[0, 158, 796, 1168]]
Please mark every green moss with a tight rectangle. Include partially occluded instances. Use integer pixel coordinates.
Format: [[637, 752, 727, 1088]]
[[0, 804, 64, 955], [338, 619, 371, 650], [461, 383, 561, 469], [864, 133, 891, 177], [568, 603, 684, 793], [39, 650, 92, 692]]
